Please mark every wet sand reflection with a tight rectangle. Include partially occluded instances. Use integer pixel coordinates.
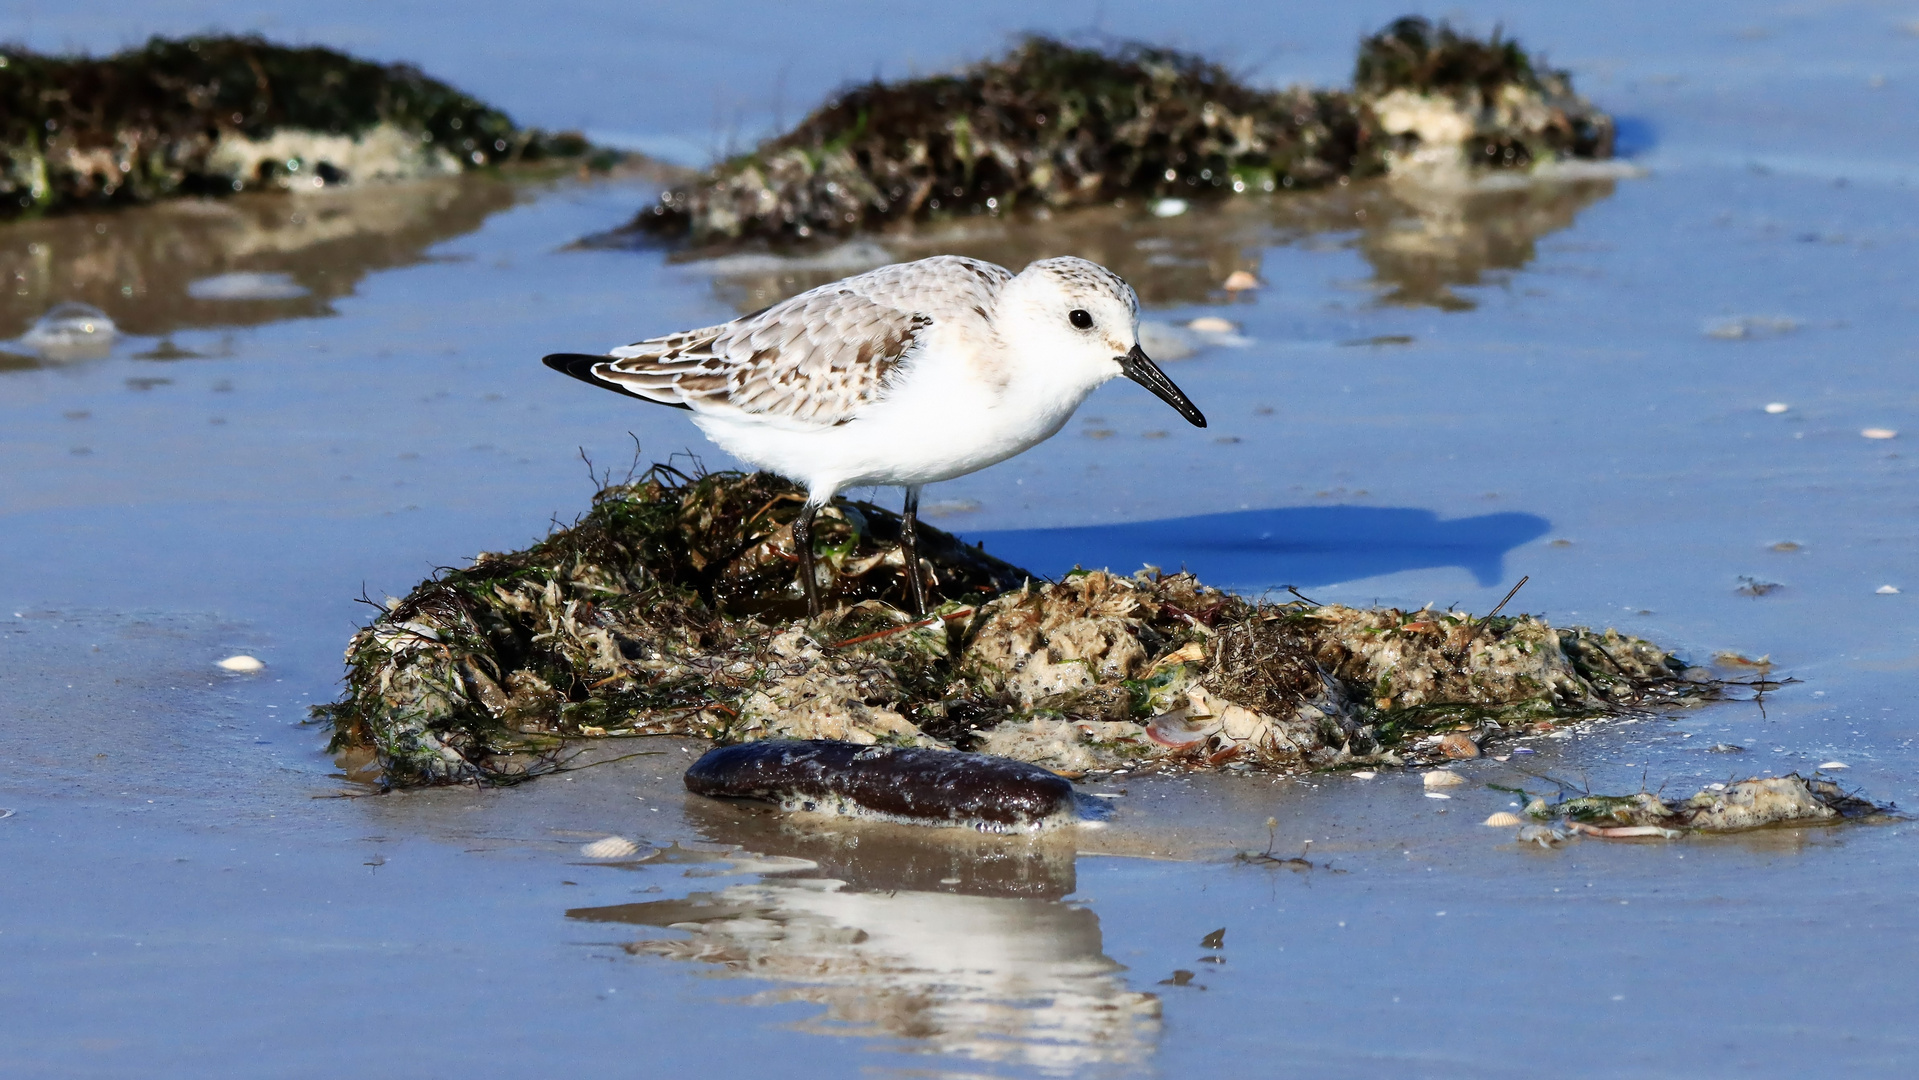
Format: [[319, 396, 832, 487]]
[[691, 176, 1620, 314], [569, 802, 1159, 1073], [0, 174, 521, 345]]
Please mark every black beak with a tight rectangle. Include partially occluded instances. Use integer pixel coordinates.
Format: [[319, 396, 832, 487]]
[[1119, 344, 1206, 427]]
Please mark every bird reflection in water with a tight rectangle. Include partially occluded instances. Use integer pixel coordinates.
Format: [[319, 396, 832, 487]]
[[567, 803, 1159, 1073]]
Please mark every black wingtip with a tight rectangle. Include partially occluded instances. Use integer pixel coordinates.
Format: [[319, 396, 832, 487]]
[[543, 352, 612, 384], [541, 352, 690, 409]]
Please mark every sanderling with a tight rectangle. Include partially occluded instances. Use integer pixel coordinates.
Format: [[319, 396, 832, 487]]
[[543, 254, 1205, 616]]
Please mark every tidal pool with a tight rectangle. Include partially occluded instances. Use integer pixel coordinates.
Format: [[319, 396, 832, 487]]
[[4, 3, 1918, 1077]]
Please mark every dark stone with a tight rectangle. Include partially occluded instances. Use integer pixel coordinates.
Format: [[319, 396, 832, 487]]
[[685, 739, 1078, 828]]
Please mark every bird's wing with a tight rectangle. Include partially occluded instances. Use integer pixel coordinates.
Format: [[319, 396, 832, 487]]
[[544, 256, 1010, 427]]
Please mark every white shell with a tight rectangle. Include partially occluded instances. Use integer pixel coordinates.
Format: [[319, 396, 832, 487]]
[[1423, 770, 1467, 788], [1483, 812, 1525, 827], [216, 655, 265, 673]]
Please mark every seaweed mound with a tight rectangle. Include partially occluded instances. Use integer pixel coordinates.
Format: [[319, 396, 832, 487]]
[[0, 35, 598, 218], [632, 18, 1612, 245], [319, 468, 1726, 787], [1356, 17, 1612, 176]]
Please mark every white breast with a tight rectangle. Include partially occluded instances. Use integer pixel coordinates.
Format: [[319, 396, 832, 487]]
[[693, 328, 1104, 499]]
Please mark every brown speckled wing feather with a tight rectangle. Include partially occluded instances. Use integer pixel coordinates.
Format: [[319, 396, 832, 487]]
[[588, 256, 1009, 426]]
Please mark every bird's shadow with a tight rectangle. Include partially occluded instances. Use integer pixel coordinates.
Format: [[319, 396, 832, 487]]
[[968, 505, 1550, 592]]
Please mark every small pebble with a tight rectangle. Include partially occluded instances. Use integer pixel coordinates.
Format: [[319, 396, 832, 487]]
[[1818, 761, 1849, 770], [1877, 585, 1900, 595], [216, 655, 265, 673], [1423, 770, 1466, 788], [581, 836, 640, 859], [1764, 402, 1789, 414], [1221, 270, 1261, 291], [1862, 428, 1898, 439], [1484, 812, 1525, 827]]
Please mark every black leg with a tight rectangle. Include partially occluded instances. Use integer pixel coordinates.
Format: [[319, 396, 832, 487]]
[[901, 486, 927, 617], [792, 501, 821, 618]]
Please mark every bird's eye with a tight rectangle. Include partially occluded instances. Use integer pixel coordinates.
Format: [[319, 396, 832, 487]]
[[1068, 309, 1094, 330]]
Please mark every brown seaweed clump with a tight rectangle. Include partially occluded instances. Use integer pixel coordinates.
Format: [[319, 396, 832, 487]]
[[0, 35, 602, 219], [631, 18, 1613, 245], [318, 467, 1728, 787]]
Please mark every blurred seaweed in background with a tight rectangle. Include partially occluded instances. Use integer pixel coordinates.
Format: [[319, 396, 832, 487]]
[[0, 35, 604, 218], [633, 17, 1613, 246]]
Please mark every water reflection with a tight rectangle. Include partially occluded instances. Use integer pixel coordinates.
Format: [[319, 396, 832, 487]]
[[687, 176, 1620, 314], [1359, 178, 1622, 310], [0, 175, 522, 348], [976, 504, 1550, 591], [569, 802, 1158, 1074]]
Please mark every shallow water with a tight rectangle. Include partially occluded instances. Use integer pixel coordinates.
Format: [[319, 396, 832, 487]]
[[5, 3, 1919, 1076]]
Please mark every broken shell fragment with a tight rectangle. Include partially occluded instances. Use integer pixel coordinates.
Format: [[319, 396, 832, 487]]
[[580, 836, 640, 859], [1483, 811, 1524, 827], [1862, 428, 1898, 439], [1764, 402, 1789, 414], [1516, 823, 1567, 846], [1349, 770, 1377, 780], [684, 740, 1080, 831], [1422, 770, 1467, 788], [1818, 761, 1849, 770], [1876, 585, 1900, 595], [1145, 711, 1215, 747], [216, 655, 265, 673]]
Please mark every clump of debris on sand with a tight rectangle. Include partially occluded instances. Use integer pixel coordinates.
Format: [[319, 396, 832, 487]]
[[1491, 774, 1893, 845], [0, 35, 607, 219], [319, 467, 1738, 788], [628, 17, 1613, 246]]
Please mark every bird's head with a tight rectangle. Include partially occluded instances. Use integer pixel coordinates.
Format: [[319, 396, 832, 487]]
[[999, 256, 1206, 427]]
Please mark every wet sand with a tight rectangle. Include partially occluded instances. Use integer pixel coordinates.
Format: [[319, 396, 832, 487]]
[[6, 3, 1919, 1076]]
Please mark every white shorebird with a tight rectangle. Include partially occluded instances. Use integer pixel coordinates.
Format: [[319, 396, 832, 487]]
[[543, 254, 1206, 617]]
